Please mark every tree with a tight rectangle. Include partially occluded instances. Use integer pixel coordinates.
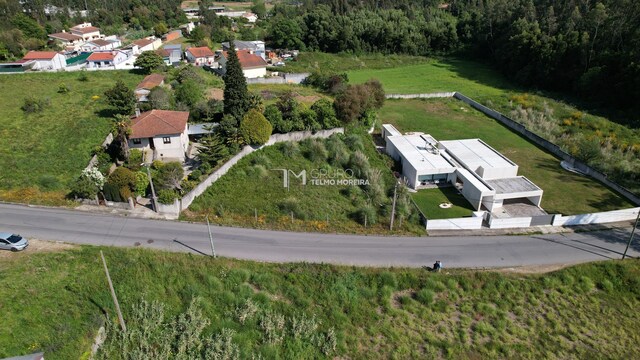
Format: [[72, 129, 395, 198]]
[[174, 79, 203, 108], [263, 104, 285, 133], [134, 51, 165, 74], [155, 161, 185, 190], [112, 114, 132, 161], [104, 80, 136, 115], [11, 14, 46, 40], [154, 22, 169, 37], [197, 133, 230, 166], [239, 109, 272, 145], [311, 99, 340, 129], [334, 80, 385, 123], [268, 17, 305, 50], [223, 42, 251, 121], [251, 0, 267, 18], [107, 167, 137, 200], [149, 87, 172, 110]]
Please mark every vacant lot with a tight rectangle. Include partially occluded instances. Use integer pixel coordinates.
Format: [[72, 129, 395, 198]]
[[283, 52, 431, 73], [1, 245, 639, 359], [412, 187, 475, 219], [380, 99, 633, 215], [0, 71, 143, 204]]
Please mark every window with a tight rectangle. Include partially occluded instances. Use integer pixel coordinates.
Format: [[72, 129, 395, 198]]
[[163, 137, 171, 144], [132, 138, 141, 144]]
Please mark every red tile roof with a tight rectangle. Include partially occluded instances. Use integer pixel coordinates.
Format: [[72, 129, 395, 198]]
[[136, 74, 165, 90], [133, 38, 156, 48], [87, 52, 115, 61], [71, 26, 100, 34], [156, 49, 171, 57], [130, 110, 189, 138], [23, 51, 59, 60], [88, 39, 112, 47], [48, 32, 83, 41], [187, 46, 214, 58], [224, 50, 267, 69]]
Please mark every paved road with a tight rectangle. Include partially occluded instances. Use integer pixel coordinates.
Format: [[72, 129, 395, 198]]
[[1, 203, 638, 268]]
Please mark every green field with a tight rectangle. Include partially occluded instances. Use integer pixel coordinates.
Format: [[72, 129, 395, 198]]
[[412, 187, 475, 219], [380, 99, 633, 215], [0, 71, 144, 204], [2, 244, 640, 358], [283, 52, 431, 73], [185, 133, 423, 234]]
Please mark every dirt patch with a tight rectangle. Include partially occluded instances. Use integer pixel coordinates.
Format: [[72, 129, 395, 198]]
[[491, 263, 578, 274], [207, 88, 224, 101], [391, 289, 415, 309], [0, 239, 77, 258], [294, 95, 322, 104], [248, 283, 291, 304]]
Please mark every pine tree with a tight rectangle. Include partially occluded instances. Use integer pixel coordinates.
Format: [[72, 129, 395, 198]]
[[223, 41, 251, 122]]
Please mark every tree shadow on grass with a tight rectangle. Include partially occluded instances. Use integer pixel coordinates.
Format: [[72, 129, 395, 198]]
[[95, 108, 119, 119]]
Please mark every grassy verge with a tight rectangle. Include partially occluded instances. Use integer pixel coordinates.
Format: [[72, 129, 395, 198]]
[[0, 70, 144, 204], [380, 98, 634, 215], [2, 245, 640, 359], [412, 187, 475, 219]]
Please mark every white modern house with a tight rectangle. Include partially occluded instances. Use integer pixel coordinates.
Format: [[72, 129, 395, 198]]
[[70, 22, 103, 41], [383, 124, 543, 212], [217, 49, 267, 78], [128, 110, 190, 162], [80, 37, 121, 52], [86, 50, 129, 68], [21, 51, 66, 71], [48, 31, 84, 50]]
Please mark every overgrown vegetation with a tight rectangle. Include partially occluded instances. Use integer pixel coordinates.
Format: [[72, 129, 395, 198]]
[[2, 246, 640, 359]]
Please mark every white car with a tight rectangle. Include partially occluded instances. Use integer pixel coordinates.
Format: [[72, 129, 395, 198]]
[[0, 232, 29, 252]]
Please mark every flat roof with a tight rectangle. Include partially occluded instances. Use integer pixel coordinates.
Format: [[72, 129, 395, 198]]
[[382, 124, 401, 137], [440, 139, 516, 171], [486, 177, 541, 194], [387, 135, 456, 174]]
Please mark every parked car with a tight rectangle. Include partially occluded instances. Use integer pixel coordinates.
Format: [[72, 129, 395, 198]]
[[0, 232, 29, 252]]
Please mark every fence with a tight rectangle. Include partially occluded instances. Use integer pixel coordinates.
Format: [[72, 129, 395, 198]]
[[157, 128, 345, 216], [386, 92, 455, 99], [246, 72, 310, 85], [426, 216, 483, 230], [85, 133, 114, 171], [552, 207, 639, 226]]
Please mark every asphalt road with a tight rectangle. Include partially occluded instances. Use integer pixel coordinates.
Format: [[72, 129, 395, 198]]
[[1, 203, 638, 268]]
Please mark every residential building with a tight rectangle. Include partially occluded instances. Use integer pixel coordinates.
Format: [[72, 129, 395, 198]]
[[242, 12, 258, 23], [80, 37, 121, 52], [21, 51, 66, 71], [48, 31, 84, 50], [70, 22, 103, 41], [162, 30, 183, 42], [132, 37, 162, 54], [135, 74, 166, 102], [157, 44, 182, 65], [179, 22, 195, 35], [222, 40, 265, 60], [185, 46, 215, 66], [128, 110, 190, 162], [86, 51, 129, 68], [383, 124, 543, 212], [217, 49, 268, 78]]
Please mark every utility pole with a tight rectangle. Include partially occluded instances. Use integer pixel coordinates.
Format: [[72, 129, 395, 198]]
[[206, 216, 216, 258], [100, 251, 126, 333], [145, 164, 158, 212], [389, 180, 399, 231], [622, 209, 640, 260]]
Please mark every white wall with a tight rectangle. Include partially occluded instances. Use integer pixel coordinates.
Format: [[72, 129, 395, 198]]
[[152, 131, 188, 162], [243, 67, 266, 78], [128, 137, 151, 151], [489, 216, 532, 229], [553, 207, 640, 226], [426, 217, 483, 230]]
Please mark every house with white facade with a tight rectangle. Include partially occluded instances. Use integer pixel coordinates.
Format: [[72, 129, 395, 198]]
[[128, 110, 190, 163], [383, 124, 543, 212], [185, 46, 216, 66], [222, 40, 265, 60], [132, 37, 162, 54], [242, 12, 258, 23], [157, 44, 182, 65], [217, 49, 268, 78], [135, 74, 165, 102], [86, 51, 129, 68], [70, 22, 103, 41], [48, 31, 84, 50], [21, 51, 66, 71], [80, 37, 121, 52]]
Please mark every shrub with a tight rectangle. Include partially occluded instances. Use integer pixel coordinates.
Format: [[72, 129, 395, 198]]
[[21, 96, 50, 113], [108, 167, 136, 200], [70, 175, 99, 199], [416, 289, 435, 305], [134, 171, 148, 196], [188, 170, 202, 181], [280, 141, 299, 157], [155, 162, 185, 190], [78, 71, 88, 82], [126, 149, 143, 171], [305, 139, 327, 162], [240, 109, 272, 145], [157, 189, 179, 204], [57, 83, 70, 94], [354, 205, 377, 225]]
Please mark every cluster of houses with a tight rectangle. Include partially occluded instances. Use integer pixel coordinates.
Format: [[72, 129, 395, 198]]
[[182, 5, 258, 23]]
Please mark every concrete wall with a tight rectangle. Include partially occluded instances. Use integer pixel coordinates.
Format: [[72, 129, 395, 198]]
[[243, 67, 267, 79], [246, 73, 310, 85], [489, 216, 533, 229], [552, 207, 639, 226], [85, 133, 114, 170], [386, 92, 455, 99], [156, 198, 180, 218], [172, 128, 345, 215], [152, 131, 188, 162], [426, 216, 483, 230]]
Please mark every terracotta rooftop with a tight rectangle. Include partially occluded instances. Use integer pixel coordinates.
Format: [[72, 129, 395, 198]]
[[187, 46, 214, 58], [223, 50, 267, 69], [48, 32, 83, 41], [136, 74, 165, 90], [133, 38, 156, 48], [130, 110, 189, 138], [88, 39, 113, 47], [156, 49, 171, 57], [87, 52, 115, 61], [23, 51, 59, 60], [71, 26, 100, 34]]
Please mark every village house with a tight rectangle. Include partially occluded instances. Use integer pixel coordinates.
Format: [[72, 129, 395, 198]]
[[135, 74, 166, 102], [80, 37, 122, 52], [86, 51, 129, 69], [128, 110, 190, 163], [242, 12, 258, 23], [70, 22, 103, 41], [48, 31, 84, 50], [162, 30, 183, 42], [185, 46, 215, 66], [21, 51, 66, 71], [157, 44, 183, 66], [217, 49, 268, 78], [222, 40, 265, 60]]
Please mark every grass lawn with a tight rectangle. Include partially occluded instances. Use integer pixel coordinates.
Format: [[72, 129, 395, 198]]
[[2, 244, 640, 359], [0, 71, 144, 205], [184, 133, 423, 234], [283, 52, 431, 73], [412, 187, 475, 219], [380, 98, 634, 215]]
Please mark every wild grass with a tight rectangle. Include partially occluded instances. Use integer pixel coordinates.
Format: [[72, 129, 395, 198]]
[[1, 246, 640, 359], [379, 98, 634, 215], [0, 70, 144, 204]]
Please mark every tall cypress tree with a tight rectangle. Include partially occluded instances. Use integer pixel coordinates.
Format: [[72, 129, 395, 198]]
[[223, 41, 251, 122]]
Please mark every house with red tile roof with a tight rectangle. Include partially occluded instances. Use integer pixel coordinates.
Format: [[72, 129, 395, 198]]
[[48, 31, 84, 49], [185, 46, 215, 66], [135, 74, 166, 102], [218, 49, 268, 78], [21, 51, 66, 70], [130, 37, 162, 54], [80, 37, 122, 52], [128, 110, 190, 162], [86, 50, 129, 68], [70, 22, 103, 41]]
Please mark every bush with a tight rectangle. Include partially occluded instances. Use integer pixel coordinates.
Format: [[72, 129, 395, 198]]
[[134, 171, 149, 196], [280, 141, 299, 158], [108, 167, 137, 200], [188, 170, 202, 181], [355, 205, 377, 225], [21, 96, 50, 113], [126, 149, 143, 171], [239, 109, 272, 145], [155, 162, 185, 190], [157, 189, 179, 204], [78, 71, 88, 82], [304, 139, 327, 162], [57, 83, 70, 94]]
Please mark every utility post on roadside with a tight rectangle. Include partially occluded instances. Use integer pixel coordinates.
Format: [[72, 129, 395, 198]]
[[390, 178, 399, 231], [622, 209, 640, 260], [206, 216, 216, 258], [100, 250, 126, 333]]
